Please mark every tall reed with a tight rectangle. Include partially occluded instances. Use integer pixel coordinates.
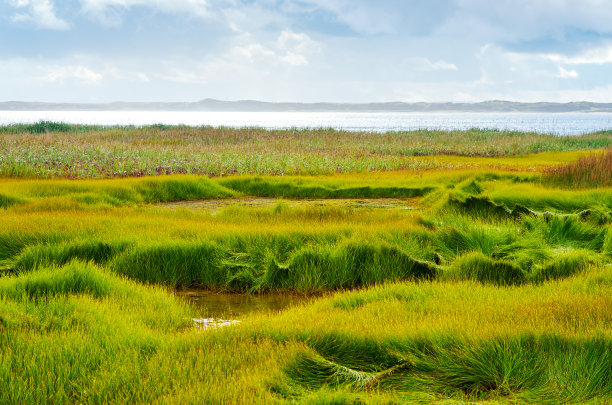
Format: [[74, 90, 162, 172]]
[[545, 147, 612, 188]]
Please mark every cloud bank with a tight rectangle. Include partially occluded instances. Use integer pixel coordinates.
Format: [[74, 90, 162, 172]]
[[2, 0, 612, 102]]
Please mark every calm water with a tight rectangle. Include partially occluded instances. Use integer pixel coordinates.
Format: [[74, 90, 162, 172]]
[[2, 111, 612, 135], [178, 290, 313, 318]]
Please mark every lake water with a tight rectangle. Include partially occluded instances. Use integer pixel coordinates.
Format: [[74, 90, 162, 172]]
[[1, 111, 612, 135]]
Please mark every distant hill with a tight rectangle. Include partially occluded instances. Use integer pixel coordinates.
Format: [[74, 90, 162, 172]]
[[2, 99, 612, 112]]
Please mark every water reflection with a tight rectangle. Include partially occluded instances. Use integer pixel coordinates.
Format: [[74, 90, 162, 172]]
[[3, 111, 612, 135], [177, 290, 313, 318]]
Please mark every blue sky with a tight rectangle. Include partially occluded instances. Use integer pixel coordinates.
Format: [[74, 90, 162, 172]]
[[2, 0, 612, 103]]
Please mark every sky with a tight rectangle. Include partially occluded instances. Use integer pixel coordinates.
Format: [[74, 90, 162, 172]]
[[2, 0, 612, 103]]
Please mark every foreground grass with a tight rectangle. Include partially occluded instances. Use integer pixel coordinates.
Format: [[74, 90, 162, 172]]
[[1, 261, 611, 403]]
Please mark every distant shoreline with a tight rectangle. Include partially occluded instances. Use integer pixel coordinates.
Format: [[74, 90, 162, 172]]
[[2, 99, 612, 113]]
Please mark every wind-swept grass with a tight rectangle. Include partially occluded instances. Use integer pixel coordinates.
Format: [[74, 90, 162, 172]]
[[0, 171, 610, 292]]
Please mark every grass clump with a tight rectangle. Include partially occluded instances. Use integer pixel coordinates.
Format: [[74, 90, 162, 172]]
[[538, 215, 606, 250], [283, 241, 437, 291], [282, 333, 612, 403], [136, 177, 236, 202], [0, 193, 24, 209], [9, 239, 131, 274], [603, 226, 612, 256], [0, 260, 116, 299], [446, 251, 526, 285], [219, 177, 434, 199], [111, 240, 223, 287], [0, 121, 100, 134], [528, 249, 595, 283]]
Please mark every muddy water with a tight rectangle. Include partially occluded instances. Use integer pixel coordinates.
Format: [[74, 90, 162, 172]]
[[161, 197, 418, 212], [177, 290, 313, 318]]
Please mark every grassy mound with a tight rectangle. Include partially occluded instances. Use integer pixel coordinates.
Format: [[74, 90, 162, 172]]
[[0, 193, 23, 209], [219, 177, 435, 199], [446, 251, 526, 285]]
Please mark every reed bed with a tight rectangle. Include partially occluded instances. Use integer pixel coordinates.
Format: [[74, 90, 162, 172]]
[[1, 123, 610, 178], [545, 146, 612, 188]]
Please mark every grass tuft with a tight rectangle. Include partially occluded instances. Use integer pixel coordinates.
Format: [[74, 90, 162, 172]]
[[446, 251, 526, 285]]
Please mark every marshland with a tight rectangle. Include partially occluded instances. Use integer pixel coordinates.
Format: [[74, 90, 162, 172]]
[[1, 123, 612, 403]]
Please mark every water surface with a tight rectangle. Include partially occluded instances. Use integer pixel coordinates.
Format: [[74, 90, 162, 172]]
[[2, 111, 612, 135], [178, 290, 313, 318]]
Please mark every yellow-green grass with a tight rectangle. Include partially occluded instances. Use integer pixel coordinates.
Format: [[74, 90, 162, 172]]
[[1, 160, 610, 213], [1, 260, 611, 403], [1, 171, 610, 292], [1, 150, 611, 403]]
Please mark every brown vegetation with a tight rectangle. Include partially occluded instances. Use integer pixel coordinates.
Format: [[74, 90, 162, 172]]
[[545, 147, 612, 188]]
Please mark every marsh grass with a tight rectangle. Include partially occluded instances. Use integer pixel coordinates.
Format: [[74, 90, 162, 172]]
[[2, 260, 611, 403], [1, 124, 611, 178], [219, 176, 435, 198], [0, 172, 610, 292], [546, 146, 612, 188], [1, 140, 611, 403], [446, 251, 526, 285], [284, 335, 612, 403]]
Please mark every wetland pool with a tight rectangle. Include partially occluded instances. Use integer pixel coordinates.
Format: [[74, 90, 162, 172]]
[[177, 289, 314, 319]]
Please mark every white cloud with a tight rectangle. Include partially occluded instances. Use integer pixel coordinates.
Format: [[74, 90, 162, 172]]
[[280, 53, 308, 66], [543, 45, 612, 65], [79, 0, 213, 23], [440, 0, 612, 42], [228, 43, 275, 63], [556, 67, 578, 79], [9, 0, 69, 30], [298, 0, 455, 35], [277, 31, 319, 54], [276, 30, 320, 66], [38, 65, 103, 83], [404, 57, 458, 71], [136, 73, 150, 82], [152, 30, 321, 91]]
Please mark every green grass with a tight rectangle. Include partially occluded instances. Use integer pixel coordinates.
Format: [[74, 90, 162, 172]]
[[1, 260, 611, 403], [0, 172, 610, 293], [1, 128, 611, 403], [219, 176, 435, 198]]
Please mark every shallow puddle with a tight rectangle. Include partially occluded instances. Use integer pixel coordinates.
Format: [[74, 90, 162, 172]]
[[177, 290, 312, 320], [160, 197, 418, 212]]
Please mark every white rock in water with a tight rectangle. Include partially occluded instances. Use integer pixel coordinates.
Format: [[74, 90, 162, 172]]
[[192, 318, 241, 329]]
